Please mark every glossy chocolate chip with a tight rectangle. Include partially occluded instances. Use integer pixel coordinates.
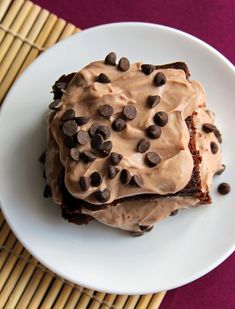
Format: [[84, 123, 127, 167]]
[[90, 172, 102, 186], [49, 99, 61, 110], [147, 95, 161, 108], [153, 111, 168, 127], [154, 72, 166, 86], [108, 165, 120, 179], [96, 125, 111, 139], [97, 73, 111, 83], [110, 152, 123, 165], [137, 139, 150, 153], [39, 152, 46, 164], [120, 169, 131, 185], [118, 57, 130, 71], [61, 109, 75, 121], [217, 182, 231, 195], [211, 141, 218, 154], [81, 151, 96, 162], [95, 189, 110, 203], [112, 117, 126, 131], [123, 105, 137, 120], [43, 184, 52, 198], [131, 175, 144, 187], [91, 134, 104, 149], [75, 116, 90, 126], [145, 152, 161, 167], [146, 125, 161, 139], [77, 130, 89, 145], [79, 176, 90, 191], [62, 120, 78, 136], [100, 141, 112, 156], [98, 104, 114, 118], [202, 123, 217, 133], [141, 64, 155, 75], [104, 52, 116, 65], [69, 147, 80, 161], [89, 123, 101, 136], [214, 129, 222, 143]]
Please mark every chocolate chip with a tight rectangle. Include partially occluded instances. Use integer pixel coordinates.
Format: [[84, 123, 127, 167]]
[[91, 134, 104, 149], [56, 82, 67, 91], [141, 64, 155, 75], [211, 141, 218, 154], [153, 111, 168, 127], [97, 73, 111, 83], [100, 141, 112, 156], [145, 152, 161, 167], [61, 109, 75, 121], [49, 99, 61, 110], [137, 139, 150, 153], [214, 129, 222, 144], [96, 125, 111, 139], [95, 189, 110, 203], [89, 123, 101, 136], [217, 182, 231, 195], [146, 125, 162, 139], [79, 176, 90, 191], [69, 147, 80, 161], [154, 72, 166, 86], [110, 152, 123, 165], [64, 135, 77, 148], [123, 105, 137, 120], [39, 152, 46, 164], [118, 57, 130, 71], [170, 210, 178, 216], [75, 116, 90, 126], [108, 165, 120, 179], [62, 120, 78, 136], [147, 95, 161, 108], [112, 117, 126, 131], [202, 123, 217, 133], [105, 52, 116, 65], [90, 172, 102, 186], [215, 164, 226, 175], [81, 151, 96, 163], [77, 130, 89, 145], [120, 169, 131, 184], [139, 225, 153, 232], [43, 184, 52, 198], [98, 104, 113, 118], [131, 175, 144, 187]]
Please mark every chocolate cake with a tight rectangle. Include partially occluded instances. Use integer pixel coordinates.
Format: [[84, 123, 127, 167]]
[[41, 53, 224, 235]]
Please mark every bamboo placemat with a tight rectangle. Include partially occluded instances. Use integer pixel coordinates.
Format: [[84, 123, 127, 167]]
[[0, 1, 166, 308]]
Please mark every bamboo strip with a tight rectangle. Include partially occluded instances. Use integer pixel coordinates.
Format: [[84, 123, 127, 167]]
[[59, 22, 77, 40], [0, 249, 30, 307], [64, 287, 83, 309], [112, 295, 129, 309], [16, 13, 57, 77], [52, 284, 73, 309], [27, 272, 54, 308], [89, 292, 106, 309], [75, 288, 95, 309], [43, 18, 66, 49], [147, 291, 166, 309], [0, 0, 12, 21], [0, 233, 17, 270], [135, 295, 153, 309], [16, 268, 45, 308], [0, 8, 49, 102], [0, 221, 11, 245], [100, 294, 117, 309], [40, 278, 63, 308], [0, 0, 33, 62], [0, 0, 25, 43], [123, 295, 141, 309]]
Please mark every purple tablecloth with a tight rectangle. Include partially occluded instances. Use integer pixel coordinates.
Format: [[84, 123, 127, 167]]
[[33, 0, 235, 307]]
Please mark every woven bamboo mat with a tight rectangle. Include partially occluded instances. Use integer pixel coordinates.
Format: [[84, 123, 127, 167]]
[[0, 0, 166, 308]]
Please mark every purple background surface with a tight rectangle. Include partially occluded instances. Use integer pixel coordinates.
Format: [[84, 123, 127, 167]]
[[33, 0, 235, 307]]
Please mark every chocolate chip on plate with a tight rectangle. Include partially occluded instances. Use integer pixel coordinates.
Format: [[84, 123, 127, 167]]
[[146, 125, 162, 139], [75, 116, 90, 126], [61, 109, 75, 121], [108, 165, 120, 179], [153, 111, 168, 127], [96, 125, 111, 139], [89, 123, 101, 136], [69, 147, 80, 161], [104, 52, 116, 65], [154, 72, 166, 86], [100, 141, 112, 156], [112, 117, 126, 131], [141, 64, 155, 75], [123, 105, 137, 120], [91, 134, 104, 149], [110, 152, 123, 165], [90, 171, 102, 186], [98, 104, 114, 118], [49, 99, 61, 110], [95, 189, 110, 203], [145, 152, 161, 167], [77, 130, 89, 145], [97, 73, 111, 83], [170, 210, 178, 216], [211, 141, 218, 154], [120, 169, 131, 185], [43, 184, 52, 198], [118, 57, 130, 71], [217, 182, 231, 195], [79, 176, 90, 191], [62, 120, 78, 136], [81, 151, 96, 163], [147, 95, 161, 108], [131, 175, 144, 187], [137, 139, 150, 153]]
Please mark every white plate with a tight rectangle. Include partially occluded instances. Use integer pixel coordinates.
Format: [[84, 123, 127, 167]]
[[0, 23, 235, 295]]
